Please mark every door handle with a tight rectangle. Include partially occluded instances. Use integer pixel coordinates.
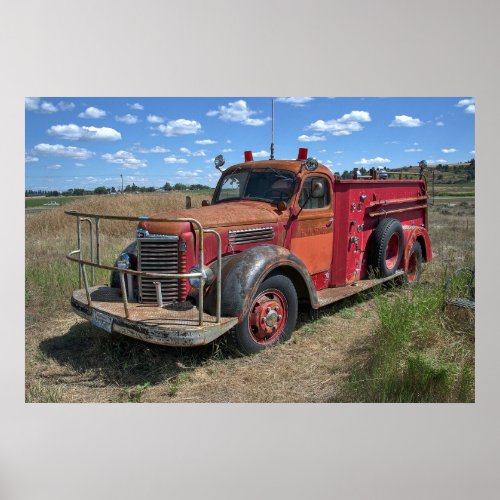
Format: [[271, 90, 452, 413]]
[[326, 217, 334, 227]]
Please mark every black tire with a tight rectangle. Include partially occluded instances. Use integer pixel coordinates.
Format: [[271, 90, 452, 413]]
[[370, 218, 404, 278], [405, 241, 423, 284], [227, 274, 298, 356]]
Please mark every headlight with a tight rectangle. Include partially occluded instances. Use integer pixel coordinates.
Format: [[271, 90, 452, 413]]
[[188, 265, 215, 288], [116, 252, 131, 270]]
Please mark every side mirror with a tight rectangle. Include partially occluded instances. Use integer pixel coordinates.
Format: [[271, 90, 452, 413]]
[[202, 200, 210, 206], [311, 180, 325, 198]]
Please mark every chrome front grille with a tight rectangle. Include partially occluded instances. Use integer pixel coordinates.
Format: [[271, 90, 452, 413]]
[[138, 236, 180, 303], [228, 226, 274, 246]]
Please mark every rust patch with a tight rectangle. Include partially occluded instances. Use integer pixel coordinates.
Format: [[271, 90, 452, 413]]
[[143, 201, 279, 234]]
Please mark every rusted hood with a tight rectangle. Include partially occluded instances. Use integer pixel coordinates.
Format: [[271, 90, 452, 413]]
[[140, 201, 279, 234]]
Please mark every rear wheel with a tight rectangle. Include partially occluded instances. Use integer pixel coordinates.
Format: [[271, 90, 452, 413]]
[[228, 274, 298, 355], [406, 241, 423, 284], [370, 218, 404, 277]]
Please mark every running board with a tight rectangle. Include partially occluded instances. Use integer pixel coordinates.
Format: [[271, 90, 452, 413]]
[[316, 271, 405, 308]]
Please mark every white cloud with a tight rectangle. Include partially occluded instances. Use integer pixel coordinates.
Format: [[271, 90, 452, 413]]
[[179, 147, 207, 157], [176, 169, 202, 178], [25, 97, 40, 111], [253, 150, 270, 158], [78, 106, 106, 119], [195, 139, 217, 145], [334, 150, 343, 154], [34, 143, 94, 160], [355, 157, 391, 165], [138, 146, 168, 153], [427, 159, 448, 165], [25, 98, 75, 113], [47, 124, 122, 141], [436, 121, 445, 126], [127, 102, 144, 110], [245, 118, 270, 126], [207, 99, 270, 126], [47, 164, 62, 170], [158, 119, 201, 136], [441, 148, 457, 153], [456, 98, 475, 114], [298, 134, 326, 142], [307, 110, 371, 136], [470, 150, 475, 155], [40, 101, 58, 113], [221, 148, 233, 153], [115, 114, 139, 124], [75, 163, 84, 167], [147, 114, 164, 124], [457, 98, 474, 107], [102, 150, 147, 169], [164, 156, 189, 164], [276, 97, 314, 106], [404, 148, 423, 152], [25, 154, 39, 163], [389, 115, 423, 127], [58, 101, 75, 111]]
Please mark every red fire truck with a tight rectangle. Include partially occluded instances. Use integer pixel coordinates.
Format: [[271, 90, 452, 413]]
[[67, 148, 431, 355]]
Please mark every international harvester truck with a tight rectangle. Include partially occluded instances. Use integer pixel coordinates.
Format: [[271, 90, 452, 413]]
[[67, 148, 432, 355]]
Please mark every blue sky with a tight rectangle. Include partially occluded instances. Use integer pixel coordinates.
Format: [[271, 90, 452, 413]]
[[25, 97, 475, 191]]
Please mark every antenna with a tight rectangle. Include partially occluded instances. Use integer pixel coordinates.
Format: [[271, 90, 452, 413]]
[[270, 97, 275, 160]]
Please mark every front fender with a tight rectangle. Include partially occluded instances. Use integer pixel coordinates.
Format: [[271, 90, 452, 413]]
[[204, 245, 319, 319]]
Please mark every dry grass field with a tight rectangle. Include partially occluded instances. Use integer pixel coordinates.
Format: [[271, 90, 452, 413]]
[[25, 191, 475, 403]]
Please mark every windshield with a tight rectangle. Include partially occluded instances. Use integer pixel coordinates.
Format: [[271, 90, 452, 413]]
[[214, 168, 296, 204]]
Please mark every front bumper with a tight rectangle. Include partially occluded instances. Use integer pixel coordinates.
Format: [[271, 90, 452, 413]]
[[71, 285, 238, 347]]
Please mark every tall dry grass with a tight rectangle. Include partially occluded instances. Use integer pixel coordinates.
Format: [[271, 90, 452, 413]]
[[26, 192, 208, 325]]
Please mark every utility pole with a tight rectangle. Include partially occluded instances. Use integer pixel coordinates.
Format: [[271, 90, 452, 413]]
[[270, 97, 275, 160], [120, 174, 123, 193]]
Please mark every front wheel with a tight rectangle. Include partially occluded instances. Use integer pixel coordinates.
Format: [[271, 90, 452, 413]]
[[227, 274, 298, 355]]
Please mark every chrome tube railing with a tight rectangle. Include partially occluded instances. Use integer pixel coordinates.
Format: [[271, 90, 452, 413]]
[[65, 210, 221, 326]]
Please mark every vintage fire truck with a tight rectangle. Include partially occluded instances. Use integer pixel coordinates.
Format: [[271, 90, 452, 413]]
[[67, 147, 432, 355]]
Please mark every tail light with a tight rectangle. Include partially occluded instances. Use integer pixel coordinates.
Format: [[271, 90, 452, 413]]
[[297, 148, 308, 160]]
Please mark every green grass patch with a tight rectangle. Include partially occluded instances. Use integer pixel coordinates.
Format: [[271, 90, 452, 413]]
[[434, 192, 475, 197], [346, 274, 474, 403]]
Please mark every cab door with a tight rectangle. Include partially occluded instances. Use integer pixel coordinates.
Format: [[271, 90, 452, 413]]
[[287, 174, 334, 281]]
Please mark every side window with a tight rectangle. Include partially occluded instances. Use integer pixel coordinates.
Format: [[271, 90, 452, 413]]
[[298, 176, 330, 209]]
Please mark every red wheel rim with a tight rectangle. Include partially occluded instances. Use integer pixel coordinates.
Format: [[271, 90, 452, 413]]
[[247, 288, 288, 345], [407, 251, 418, 282], [385, 233, 400, 270]]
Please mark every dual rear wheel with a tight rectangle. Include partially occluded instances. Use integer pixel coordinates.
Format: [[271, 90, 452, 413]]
[[370, 217, 422, 283]]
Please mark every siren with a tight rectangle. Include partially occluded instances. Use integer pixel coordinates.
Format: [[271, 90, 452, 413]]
[[244, 150, 254, 162], [297, 148, 308, 161]]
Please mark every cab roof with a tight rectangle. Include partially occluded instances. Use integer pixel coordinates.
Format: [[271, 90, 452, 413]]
[[223, 159, 333, 177]]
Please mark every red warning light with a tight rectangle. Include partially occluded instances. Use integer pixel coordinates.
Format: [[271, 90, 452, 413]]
[[244, 151, 254, 162], [297, 148, 308, 160]]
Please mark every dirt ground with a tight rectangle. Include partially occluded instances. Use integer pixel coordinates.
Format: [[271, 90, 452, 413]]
[[25, 200, 474, 403]]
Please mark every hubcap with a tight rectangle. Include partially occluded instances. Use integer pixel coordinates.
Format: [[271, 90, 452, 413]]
[[248, 288, 288, 345]]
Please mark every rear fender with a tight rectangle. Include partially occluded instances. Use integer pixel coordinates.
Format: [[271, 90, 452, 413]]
[[402, 226, 433, 270], [204, 244, 319, 319]]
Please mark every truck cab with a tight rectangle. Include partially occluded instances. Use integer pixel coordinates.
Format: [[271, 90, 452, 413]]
[[67, 148, 432, 355]]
